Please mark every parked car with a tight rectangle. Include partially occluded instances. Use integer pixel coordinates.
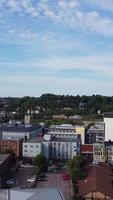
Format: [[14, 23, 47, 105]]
[[63, 176, 70, 181], [27, 177, 36, 182], [6, 179, 15, 185]]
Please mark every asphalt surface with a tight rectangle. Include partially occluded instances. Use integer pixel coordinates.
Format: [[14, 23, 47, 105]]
[[13, 165, 72, 200], [15, 167, 33, 187], [36, 173, 72, 200]]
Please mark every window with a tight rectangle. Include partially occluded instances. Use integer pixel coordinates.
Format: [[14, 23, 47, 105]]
[[24, 150, 27, 152], [24, 145, 27, 147], [36, 145, 39, 148], [30, 145, 33, 148]]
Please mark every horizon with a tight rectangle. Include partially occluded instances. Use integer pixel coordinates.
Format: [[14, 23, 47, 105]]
[[1, 93, 113, 98], [1, 1, 113, 96]]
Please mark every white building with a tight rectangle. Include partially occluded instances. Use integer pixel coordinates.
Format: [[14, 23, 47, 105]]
[[93, 143, 106, 162], [23, 138, 42, 158], [47, 124, 85, 144], [104, 112, 113, 141], [43, 134, 81, 161]]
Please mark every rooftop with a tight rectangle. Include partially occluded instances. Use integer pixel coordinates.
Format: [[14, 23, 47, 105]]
[[24, 137, 43, 143], [2, 124, 41, 132], [78, 164, 113, 199], [0, 188, 65, 200], [81, 144, 93, 153], [104, 112, 113, 118]]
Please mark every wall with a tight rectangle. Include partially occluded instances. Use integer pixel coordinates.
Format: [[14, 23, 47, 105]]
[[23, 142, 42, 158], [104, 117, 113, 141]]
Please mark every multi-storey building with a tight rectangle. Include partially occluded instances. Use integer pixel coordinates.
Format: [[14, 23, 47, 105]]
[[93, 141, 113, 162], [43, 134, 81, 161], [104, 112, 113, 141], [93, 143, 106, 162], [0, 138, 23, 157], [47, 124, 85, 144], [49, 137, 81, 160], [22, 134, 81, 161], [23, 138, 42, 158], [85, 122, 104, 144]]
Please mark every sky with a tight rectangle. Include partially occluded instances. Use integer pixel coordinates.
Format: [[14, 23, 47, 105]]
[[1, 0, 113, 97]]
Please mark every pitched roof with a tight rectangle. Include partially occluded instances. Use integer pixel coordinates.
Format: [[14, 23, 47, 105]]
[[77, 164, 113, 198]]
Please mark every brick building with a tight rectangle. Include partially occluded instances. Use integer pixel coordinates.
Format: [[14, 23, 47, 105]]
[[0, 139, 23, 157], [81, 144, 93, 161]]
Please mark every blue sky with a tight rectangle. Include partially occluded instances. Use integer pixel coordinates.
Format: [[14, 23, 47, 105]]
[[1, 0, 113, 97]]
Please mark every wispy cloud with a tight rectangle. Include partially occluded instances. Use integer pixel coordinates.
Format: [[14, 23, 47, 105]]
[[0, 0, 113, 96], [1, 0, 113, 36]]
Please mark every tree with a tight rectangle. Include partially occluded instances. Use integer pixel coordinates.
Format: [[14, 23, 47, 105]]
[[33, 153, 48, 174], [69, 156, 85, 182]]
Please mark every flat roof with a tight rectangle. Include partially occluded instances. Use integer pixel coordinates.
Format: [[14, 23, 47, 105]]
[[104, 112, 113, 118], [2, 124, 41, 132], [24, 137, 43, 143], [0, 188, 65, 200]]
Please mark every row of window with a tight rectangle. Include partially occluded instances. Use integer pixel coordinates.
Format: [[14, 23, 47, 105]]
[[24, 149, 40, 153], [24, 145, 39, 148], [49, 130, 75, 133]]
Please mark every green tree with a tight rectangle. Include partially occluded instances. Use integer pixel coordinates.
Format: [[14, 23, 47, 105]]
[[69, 156, 85, 182], [33, 153, 48, 174]]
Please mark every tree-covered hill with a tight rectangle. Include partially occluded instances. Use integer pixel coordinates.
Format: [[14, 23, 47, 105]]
[[0, 94, 113, 122]]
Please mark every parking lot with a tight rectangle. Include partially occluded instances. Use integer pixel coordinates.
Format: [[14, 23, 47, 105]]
[[36, 173, 72, 200], [15, 166, 34, 187], [8, 164, 73, 200]]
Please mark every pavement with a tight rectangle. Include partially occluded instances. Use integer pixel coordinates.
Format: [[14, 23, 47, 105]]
[[36, 173, 72, 200]]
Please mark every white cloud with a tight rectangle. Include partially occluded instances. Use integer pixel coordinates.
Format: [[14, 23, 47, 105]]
[[1, 0, 113, 36], [86, 0, 113, 12]]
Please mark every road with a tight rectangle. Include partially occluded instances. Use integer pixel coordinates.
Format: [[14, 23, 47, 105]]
[[36, 173, 72, 200]]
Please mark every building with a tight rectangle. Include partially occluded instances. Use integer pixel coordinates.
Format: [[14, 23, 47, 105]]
[[79, 102, 86, 110], [44, 134, 81, 161], [1, 124, 42, 140], [77, 163, 113, 200], [0, 138, 23, 157], [104, 141, 113, 161], [52, 114, 67, 119], [104, 112, 113, 141], [47, 124, 85, 144], [0, 188, 65, 200], [24, 114, 31, 124], [81, 144, 93, 161], [86, 122, 104, 144], [93, 143, 106, 162], [68, 115, 82, 120], [93, 141, 113, 162], [23, 138, 42, 158], [0, 154, 12, 188]]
